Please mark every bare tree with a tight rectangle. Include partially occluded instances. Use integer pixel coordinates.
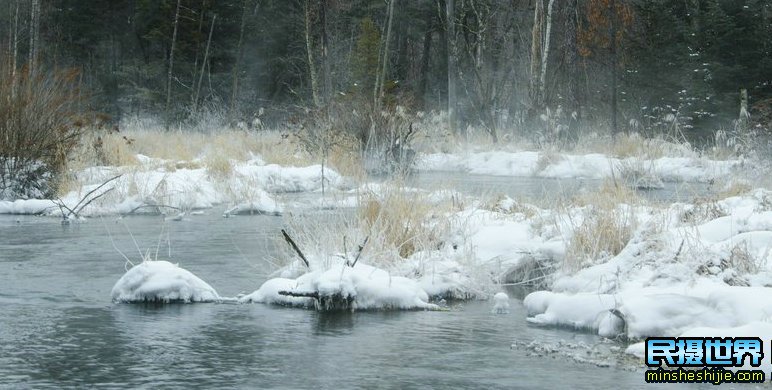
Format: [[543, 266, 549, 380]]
[[609, 0, 618, 136], [10, 0, 20, 98], [230, 0, 249, 120], [529, 0, 544, 114], [376, 0, 396, 107], [563, 0, 580, 136], [446, 0, 458, 134], [28, 0, 40, 75], [539, 0, 556, 102], [320, 0, 332, 105], [193, 14, 216, 114], [165, 0, 182, 127], [305, 0, 321, 107]]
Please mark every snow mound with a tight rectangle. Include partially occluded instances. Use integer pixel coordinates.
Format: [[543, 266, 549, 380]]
[[111, 260, 220, 303], [239, 262, 439, 311], [235, 162, 345, 193], [492, 292, 510, 314]]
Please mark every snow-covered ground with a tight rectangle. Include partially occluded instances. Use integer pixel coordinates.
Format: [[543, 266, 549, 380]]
[[517, 189, 772, 361], [0, 155, 346, 217], [419, 151, 742, 184]]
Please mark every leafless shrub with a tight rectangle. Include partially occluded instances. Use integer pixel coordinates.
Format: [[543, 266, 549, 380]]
[[0, 63, 86, 199]]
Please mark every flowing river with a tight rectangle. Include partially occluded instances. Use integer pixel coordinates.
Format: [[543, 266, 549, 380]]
[[0, 176, 716, 388]]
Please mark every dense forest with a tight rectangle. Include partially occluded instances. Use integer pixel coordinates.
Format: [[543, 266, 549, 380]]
[[1, 0, 770, 142]]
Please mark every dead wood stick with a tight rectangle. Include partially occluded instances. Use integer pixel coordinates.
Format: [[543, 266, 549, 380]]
[[350, 236, 369, 267], [278, 290, 319, 298], [70, 174, 122, 215], [281, 229, 310, 268]]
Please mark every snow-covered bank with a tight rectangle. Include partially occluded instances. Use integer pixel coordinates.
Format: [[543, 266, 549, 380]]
[[111, 260, 220, 303], [419, 151, 741, 183], [0, 155, 346, 216], [520, 189, 772, 358]]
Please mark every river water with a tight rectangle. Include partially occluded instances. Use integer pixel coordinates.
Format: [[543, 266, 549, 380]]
[[0, 175, 714, 388]]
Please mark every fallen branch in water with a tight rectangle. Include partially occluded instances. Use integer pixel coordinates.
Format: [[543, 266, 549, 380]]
[[53, 174, 123, 221], [278, 290, 319, 298], [122, 203, 181, 217]]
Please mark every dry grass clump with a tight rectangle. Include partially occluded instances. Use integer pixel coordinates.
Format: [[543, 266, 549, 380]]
[[481, 193, 539, 218], [308, 130, 365, 179], [572, 179, 640, 207], [697, 241, 766, 286], [716, 179, 752, 199], [572, 132, 693, 159], [680, 196, 727, 225], [610, 133, 665, 159], [534, 149, 564, 174], [358, 186, 450, 259], [88, 124, 310, 166], [562, 180, 639, 271], [564, 206, 634, 272], [728, 241, 763, 276], [204, 153, 233, 180], [273, 184, 451, 270]]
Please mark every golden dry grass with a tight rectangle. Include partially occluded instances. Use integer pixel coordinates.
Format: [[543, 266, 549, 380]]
[[561, 180, 640, 271], [358, 185, 450, 260]]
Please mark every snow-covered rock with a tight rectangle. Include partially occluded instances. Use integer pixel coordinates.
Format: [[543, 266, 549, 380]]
[[111, 260, 220, 303]]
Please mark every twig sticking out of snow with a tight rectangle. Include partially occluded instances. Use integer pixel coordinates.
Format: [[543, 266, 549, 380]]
[[281, 229, 310, 268], [53, 174, 123, 221], [349, 236, 369, 268]]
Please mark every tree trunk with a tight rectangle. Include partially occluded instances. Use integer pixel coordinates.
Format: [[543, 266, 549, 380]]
[[529, 0, 544, 111], [320, 0, 332, 105], [739, 88, 749, 132], [230, 0, 249, 121], [689, 0, 700, 33], [538, 0, 555, 102], [305, 0, 321, 107], [193, 14, 216, 114], [446, 0, 458, 134], [418, 21, 433, 108], [376, 0, 396, 107], [609, 0, 618, 137], [563, 0, 579, 138], [11, 0, 19, 98], [165, 0, 182, 128], [28, 0, 40, 75]]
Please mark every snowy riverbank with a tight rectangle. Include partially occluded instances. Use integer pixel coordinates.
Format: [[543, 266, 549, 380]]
[[518, 189, 772, 362], [7, 149, 772, 363], [419, 151, 742, 184], [0, 154, 346, 217]]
